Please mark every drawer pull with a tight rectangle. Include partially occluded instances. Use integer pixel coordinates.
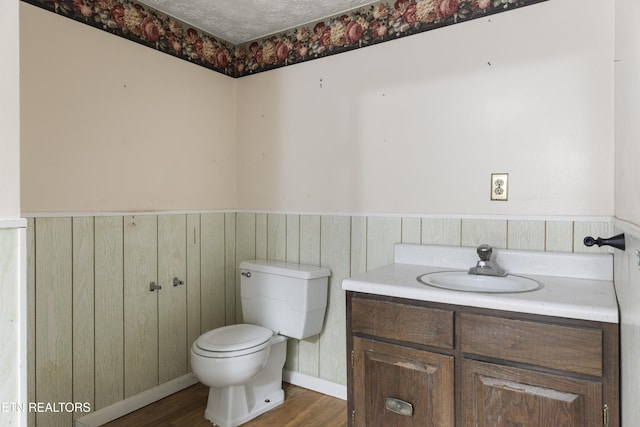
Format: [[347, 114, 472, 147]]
[[385, 397, 413, 416]]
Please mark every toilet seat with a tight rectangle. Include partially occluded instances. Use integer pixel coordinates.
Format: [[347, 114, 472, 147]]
[[193, 324, 274, 358]]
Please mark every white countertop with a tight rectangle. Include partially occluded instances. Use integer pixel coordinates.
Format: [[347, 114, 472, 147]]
[[342, 244, 619, 323]]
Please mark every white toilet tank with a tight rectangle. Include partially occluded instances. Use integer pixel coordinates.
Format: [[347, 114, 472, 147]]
[[239, 260, 331, 340]]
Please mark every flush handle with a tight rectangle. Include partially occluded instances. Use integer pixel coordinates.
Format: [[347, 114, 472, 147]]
[[172, 277, 184, 286], [385, 397, 413, 417], [241, 271, 251, 278], [150, 281, 162, 292]]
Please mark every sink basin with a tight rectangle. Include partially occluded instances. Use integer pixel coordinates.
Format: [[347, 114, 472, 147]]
[[417, 271, 543, 293]]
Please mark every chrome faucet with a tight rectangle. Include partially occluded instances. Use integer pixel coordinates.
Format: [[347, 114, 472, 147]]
[[468, 244, 507, 277]]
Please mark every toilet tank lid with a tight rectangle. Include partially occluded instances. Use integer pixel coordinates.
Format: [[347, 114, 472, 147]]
[[239, 260, 331, 279]]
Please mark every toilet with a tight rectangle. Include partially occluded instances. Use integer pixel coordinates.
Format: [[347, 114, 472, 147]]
[[190, 259, 331, 427]]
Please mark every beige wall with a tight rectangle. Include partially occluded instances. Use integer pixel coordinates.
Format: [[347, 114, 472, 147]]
[[1, 0, 20, 218], [20, 3, 237, 213], [237, 0, 615, 216], [21, 0, 616, 218]]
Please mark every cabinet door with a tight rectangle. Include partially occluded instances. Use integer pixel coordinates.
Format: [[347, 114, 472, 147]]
[[462, 359, 603, 427], [353, 337, 454, 427], [158, 214, 188, 383], [124, 215, 158, 397]]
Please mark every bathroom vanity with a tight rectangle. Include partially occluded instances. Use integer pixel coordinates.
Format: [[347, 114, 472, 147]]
[[343, 244, 619, 427]]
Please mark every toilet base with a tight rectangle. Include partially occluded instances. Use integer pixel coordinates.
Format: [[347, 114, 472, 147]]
[[203, 336, 287, 427]]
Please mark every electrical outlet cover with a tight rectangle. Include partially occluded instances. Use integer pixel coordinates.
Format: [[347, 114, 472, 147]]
[[491, 173, 508, 201]]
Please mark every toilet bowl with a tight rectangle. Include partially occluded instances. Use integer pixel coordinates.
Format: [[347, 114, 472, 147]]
[[190, 260, 331, 427], [191, 324, 274, 387], [191, 324, 288, 427]]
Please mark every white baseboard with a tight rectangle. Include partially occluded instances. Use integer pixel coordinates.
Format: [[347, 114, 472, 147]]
[[283, 369, 347, 401], [74, 374, 199, 427], [74, 370, 345, 426]]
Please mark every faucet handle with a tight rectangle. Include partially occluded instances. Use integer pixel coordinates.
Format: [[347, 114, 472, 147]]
[[477, 244, 492, 261]]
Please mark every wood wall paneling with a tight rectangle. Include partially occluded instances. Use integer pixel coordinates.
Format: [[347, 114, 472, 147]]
[[545, 221, 574, 252], [401, 217, 422, 244], [366, 216, 401, 271], [319, 216, 350, 385], [123, 215, 159, 398], [35, 217, 73, 427], [255, 214, 268, 260], [284, 214, 301, 372], [200, 214, 226, 333], [350, 216, 367, 277], [300, 215, 321, 267], [267, 213, 287, 262], [461, 219, 508, 249], [224, 213, 237, 325], [422, 218, 462, 247], [72, 217, 95, 414], [158, 215, 188, 384], [186, 214, 202, 370], [235, 213, 256, 323], [235, 213, 256, 263], [286, 214, 300, 264], [507, 220, 545, 251], [25, 212, 614, 427], [94, 216, 124, 409]]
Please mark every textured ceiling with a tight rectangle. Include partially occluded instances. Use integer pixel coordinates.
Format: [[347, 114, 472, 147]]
[[137, 0, 380, 45]]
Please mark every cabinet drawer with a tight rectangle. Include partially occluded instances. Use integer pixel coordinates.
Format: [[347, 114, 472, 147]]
[[352, 298, 454, 349], [460, 313, 602, 377]]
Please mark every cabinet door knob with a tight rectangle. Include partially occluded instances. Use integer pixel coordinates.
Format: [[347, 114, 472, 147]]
[[172, 277, 184, 286], [149, 282, 162, 292], [385, 397, 413, 416]]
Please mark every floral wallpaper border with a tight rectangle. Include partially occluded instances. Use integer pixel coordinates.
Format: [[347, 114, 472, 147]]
[[22, 0, 548, 78]]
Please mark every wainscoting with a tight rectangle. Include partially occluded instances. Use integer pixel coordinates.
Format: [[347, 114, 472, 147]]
[[25, 212, 610, 426], [0, 220, 27, 427], [27, 213, 236, 427]]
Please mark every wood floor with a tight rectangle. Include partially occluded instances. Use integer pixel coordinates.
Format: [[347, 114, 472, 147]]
[[102, 382, 348, 427]]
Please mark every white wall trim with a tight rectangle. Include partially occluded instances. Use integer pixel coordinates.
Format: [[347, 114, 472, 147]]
[[236, 210, 613, 222], [74, 374, 199, 427], [22, 210, 613, 223], [18, 227, 28, 427], [0, 218, 27, 229], [22, 210, 236, 218], [613, 218, 640, 237], [283, 370, 347, 401]]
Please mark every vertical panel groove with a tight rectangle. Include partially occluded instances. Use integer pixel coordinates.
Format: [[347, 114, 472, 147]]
[[120, 216, 125, 402], [156, 218, 160, 385], [92, 217, 96, 407], [121, 217, 125, 401], [224, 213, 228, 324], [32, 219, 37, 417], [71, 218, 74, 411]]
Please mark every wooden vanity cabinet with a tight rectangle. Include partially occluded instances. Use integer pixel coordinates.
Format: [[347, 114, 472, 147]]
[[346, 292, 619, 427]]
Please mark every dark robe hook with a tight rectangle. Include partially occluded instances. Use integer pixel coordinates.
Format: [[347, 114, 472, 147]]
[[583, 233, 625, 251]]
